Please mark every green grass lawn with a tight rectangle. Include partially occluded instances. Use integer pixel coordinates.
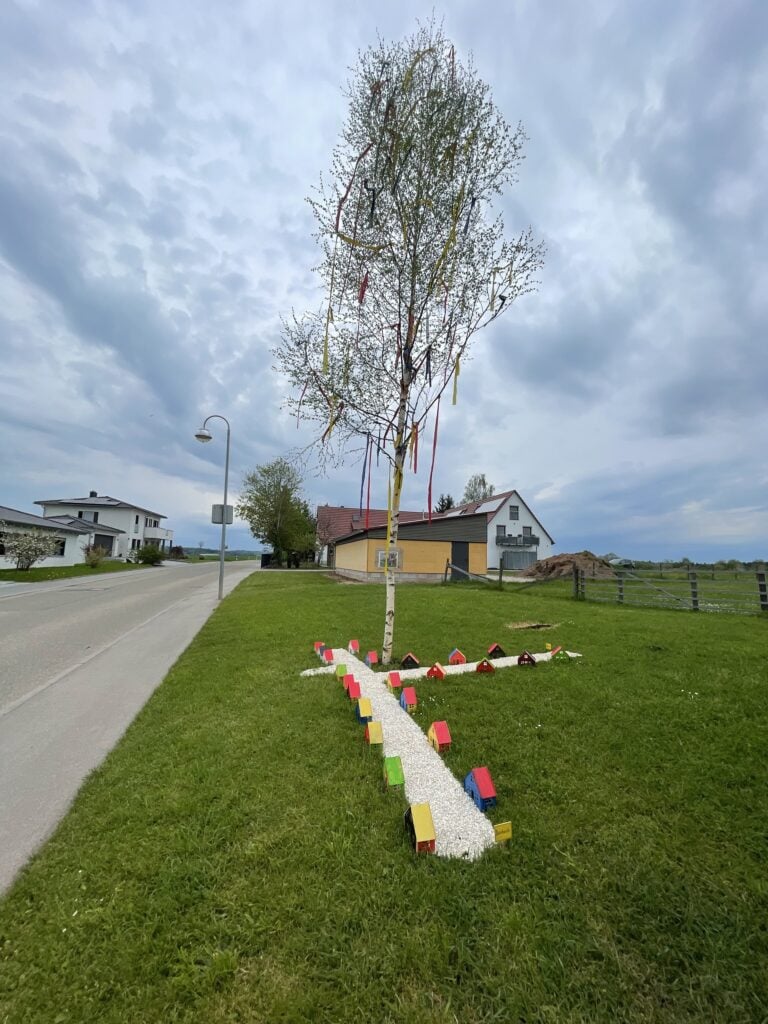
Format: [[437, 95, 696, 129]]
[[1, 574, 766, 1023], [0, 561, 155, 583]]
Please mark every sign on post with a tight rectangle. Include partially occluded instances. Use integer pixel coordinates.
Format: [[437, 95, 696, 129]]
[[211, 504, 233, 524]]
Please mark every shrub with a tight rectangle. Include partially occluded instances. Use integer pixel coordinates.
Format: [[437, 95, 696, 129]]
[[0, 522, 63, 570], [136, 544, 163, 565], [82, 544, 108, 568], [168, 545, 186, 560]]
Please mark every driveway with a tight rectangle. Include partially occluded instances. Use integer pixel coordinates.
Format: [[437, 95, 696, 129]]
[[0, 561, 259, 893]]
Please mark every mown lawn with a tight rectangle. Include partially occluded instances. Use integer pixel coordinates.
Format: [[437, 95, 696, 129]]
[[1, 573, 766, 1023], [0, 561, 154, 583]]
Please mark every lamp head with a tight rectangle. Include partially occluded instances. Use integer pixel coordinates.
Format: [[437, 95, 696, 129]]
[[194, 427, 213, 443]]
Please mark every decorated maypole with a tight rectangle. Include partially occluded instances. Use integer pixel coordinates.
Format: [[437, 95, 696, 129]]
[[276, 21, 544, 663]]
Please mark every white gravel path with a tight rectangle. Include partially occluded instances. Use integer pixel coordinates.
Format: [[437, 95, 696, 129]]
[[302, 647, 496, 860]]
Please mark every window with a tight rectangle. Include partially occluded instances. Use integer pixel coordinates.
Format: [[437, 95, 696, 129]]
[[135, 515, 139, 525], [0, 541, 5, 555], [78, 510, 83, 518], [131, 538, 140, 550], [522, 526, 532, 537], [509, 505, 519, 520], [496, 525, 506, 539], [376, 548, 401, 569], [53, 539, 66, 556]]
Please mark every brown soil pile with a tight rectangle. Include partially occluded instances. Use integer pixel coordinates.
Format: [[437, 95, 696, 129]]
[[526, 551, 616, 579]]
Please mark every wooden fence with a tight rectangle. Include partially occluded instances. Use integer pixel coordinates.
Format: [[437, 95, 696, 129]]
[[571, 568, 768, 615]]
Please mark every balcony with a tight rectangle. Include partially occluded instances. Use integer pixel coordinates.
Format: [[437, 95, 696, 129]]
[[144, 526, 173, 543], [496, 533, 539, 547]]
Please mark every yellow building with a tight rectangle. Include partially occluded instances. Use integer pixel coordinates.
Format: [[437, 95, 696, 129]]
[[334, 515, 488, 582]]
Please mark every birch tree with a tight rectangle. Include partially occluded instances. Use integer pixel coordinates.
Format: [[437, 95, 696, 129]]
[[275, 22, 544, 662]]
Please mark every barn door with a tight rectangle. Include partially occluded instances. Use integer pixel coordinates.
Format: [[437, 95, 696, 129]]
[[451, 541, 469, 580]]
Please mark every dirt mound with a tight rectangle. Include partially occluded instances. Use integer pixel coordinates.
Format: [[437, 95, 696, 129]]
[[526, 551, 616, 580]]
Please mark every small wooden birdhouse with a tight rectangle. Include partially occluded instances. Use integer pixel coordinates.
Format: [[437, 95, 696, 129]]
[[335, 664, 347, 679], [348, 639, 360, 654], [517, 651, 536, 667], [404, 803, 436, 854], [347, 680, 361, 701], [476, 658, 495, 673], [387, 671, 402, 692], [427, 662, 446, 680], [317, 644, 326, 659], [365, 720, 383, 745], [549, 645, 562, 657], [448, 648, 466, 665], [342, 673, 355, 690], [356, 697, 373, 723], [400, 687, 417, 713], [427, 720, 452, 753], [552, 648, 570, 663], [365, 650, 379, 668], [383, 755, 404, 789], [323, 648, 334, 663], [401, 652, 420, 669], [314, 641, 325, 653], [487, 643, 506, 659], [464, 767, 497, 811]]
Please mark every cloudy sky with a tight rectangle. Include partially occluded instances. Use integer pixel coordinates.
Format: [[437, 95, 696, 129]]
[[1, 0, 766, 559]]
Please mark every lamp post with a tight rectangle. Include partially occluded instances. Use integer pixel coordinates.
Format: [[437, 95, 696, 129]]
[[194, 414, 231, 601]]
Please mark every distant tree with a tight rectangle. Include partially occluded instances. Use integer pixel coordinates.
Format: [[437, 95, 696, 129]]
[[0, 523, 62, 570], [461, 474, 495, 503], [435, 493, 455, 513], [274, 21, 543, 662], [237, 459, 314, 566]]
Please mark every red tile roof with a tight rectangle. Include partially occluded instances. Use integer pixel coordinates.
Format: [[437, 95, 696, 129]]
[[316, 505, 423, 544], [473, 766, 497, 800]]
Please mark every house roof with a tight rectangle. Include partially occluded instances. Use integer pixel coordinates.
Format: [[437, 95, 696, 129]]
[[45, 515, 125, 535], [317, 504, 424, 544], [35, 494, 166, 519], [472, 767, 497, 800], [0, 505, 80, 533], [434, 489, 555, 544], [430, 721, 451, 744]]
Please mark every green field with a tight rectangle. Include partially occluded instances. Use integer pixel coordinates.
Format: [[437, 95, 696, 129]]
[[1, 573, 766, 1022]]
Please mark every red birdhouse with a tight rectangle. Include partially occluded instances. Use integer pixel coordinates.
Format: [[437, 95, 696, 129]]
[[448, 648, 466, 665], [365, 650, 379, 668], [487, 643, 506, 659], [427, 662, 446, 680], [342, 673, 356, 690], [387, 671, 402, 692], [476, 658, 495, 673], [347, 680, 361, 700], [400, 687, 417, 713], [401, 652, 420, 670], [314, 641, 325, 653], [464, 766, 497, 811], [348, 639, 360, 654], [517, 651, 536, 666], [323, 648, 334, 663], [427, 720, 452, 753]]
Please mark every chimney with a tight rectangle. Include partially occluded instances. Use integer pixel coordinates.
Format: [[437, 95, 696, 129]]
[[89, 490, 97, 498]]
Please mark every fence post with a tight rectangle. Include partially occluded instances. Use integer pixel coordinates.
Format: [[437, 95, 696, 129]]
[[572, 565, 580, 599], [444, 559, 450, 584], [499, 557, 503, 589], [688, 571, 699, 611], [617, 570, 624, 604], [758, 572, 768, 612]]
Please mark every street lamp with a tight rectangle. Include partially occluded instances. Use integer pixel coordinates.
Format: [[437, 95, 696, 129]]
[[194, 414, 231, 601]]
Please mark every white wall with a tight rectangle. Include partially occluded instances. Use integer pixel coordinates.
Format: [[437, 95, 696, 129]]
[[0, 527, 85, 568], [38, 504, 173, 559], [486, 491, 553, 568]]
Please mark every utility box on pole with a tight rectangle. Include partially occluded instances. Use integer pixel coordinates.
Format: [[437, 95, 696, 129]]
[[211, 504, 233, 525]]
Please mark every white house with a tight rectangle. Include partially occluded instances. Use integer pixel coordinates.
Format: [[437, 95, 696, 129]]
[[0, 504, 108, 568], [435, 489, 554, 570], [35, 491, 173, 559]]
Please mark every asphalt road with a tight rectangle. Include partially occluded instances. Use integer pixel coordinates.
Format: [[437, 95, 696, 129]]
[[0, 560, 259, 893]]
